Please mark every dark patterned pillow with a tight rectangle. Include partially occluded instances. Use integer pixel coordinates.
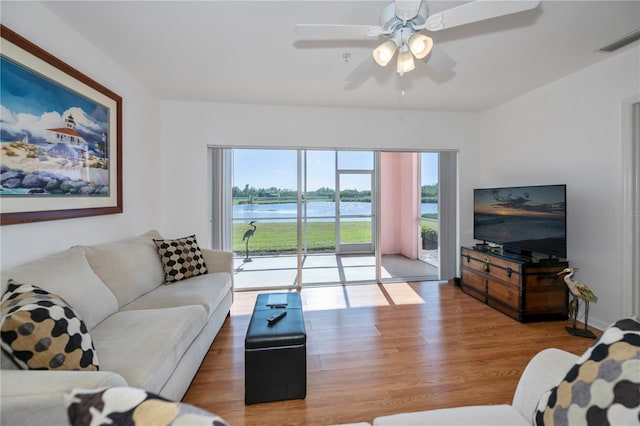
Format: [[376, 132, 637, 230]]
[[65, 386, 229, 426], [153, 234, 208, 283], [534, 317, 640, 426], [0, 280, 99, 371]]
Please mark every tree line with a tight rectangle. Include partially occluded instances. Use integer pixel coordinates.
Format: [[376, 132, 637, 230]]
[[233, 184, 438, 203]]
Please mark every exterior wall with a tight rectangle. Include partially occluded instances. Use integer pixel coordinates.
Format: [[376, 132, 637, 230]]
[[399, 152, 419, 259], [380, 152, 419, 258], [380, 152, 402, 255]]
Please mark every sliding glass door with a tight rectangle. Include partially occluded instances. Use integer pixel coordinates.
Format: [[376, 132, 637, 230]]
[[210, 147, 456, 290], [230, 149, 299, 289]]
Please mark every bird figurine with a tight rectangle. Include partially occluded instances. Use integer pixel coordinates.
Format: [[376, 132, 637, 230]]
[[242, 221, 257, 262], [557, 267, 597, 338]]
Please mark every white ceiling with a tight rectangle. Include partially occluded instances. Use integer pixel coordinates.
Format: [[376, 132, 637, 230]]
[[44, 1, 640, 112]]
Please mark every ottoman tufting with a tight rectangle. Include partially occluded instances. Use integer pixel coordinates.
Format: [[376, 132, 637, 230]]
[[244, 292, 306, 405]]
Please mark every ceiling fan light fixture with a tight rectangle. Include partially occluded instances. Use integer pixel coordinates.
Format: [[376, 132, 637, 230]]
[[408, 33, 433, 59], [396, 46, 415, 74], [373, 39, 397, 66]]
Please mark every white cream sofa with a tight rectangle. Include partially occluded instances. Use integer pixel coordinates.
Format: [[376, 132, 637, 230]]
[[339, 348, 579, 426], [0, 230, 233, 426]]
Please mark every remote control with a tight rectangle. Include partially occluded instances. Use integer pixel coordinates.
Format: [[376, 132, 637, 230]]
[[267, 311, 287, 326]]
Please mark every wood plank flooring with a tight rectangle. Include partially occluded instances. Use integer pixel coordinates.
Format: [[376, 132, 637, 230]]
[[182, 281, 599, 426]]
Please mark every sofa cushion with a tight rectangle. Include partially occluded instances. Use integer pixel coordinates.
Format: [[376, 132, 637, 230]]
[[373, 405, 530, 426], [79, 230, 165, 307], [0, 246, 118, 331], [1, 370, 127, 426], [120, 272, 232, 318], [534, 318, 640, 426], [65, 386, 229, 426], [153, 235, 208, 283], [0, 281, 99, 371], [89, 305, 208, 393]]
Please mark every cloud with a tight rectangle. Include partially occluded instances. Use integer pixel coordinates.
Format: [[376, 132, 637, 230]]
[[1, 105, 60, 142], [0, 105, 107, 143], [66, 107, 106, 137], [492, 193, 564, 215]]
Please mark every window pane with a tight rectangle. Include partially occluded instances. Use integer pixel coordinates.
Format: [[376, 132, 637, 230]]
[[338, 151, 373, 170], [306, 151, 335, 193], [232, 149, 298, 258], [233, 149, 297, 213], [302, 220, 335, 253], [339, 218, 372, 244], [339, 174, 371, 216], [421, 152, 439, 270]]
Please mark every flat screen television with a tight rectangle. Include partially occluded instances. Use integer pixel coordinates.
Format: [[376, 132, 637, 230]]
[[473, 184, 567, 259]]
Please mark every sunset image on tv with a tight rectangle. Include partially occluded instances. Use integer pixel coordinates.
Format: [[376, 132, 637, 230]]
[[474, 185, 566, 258]]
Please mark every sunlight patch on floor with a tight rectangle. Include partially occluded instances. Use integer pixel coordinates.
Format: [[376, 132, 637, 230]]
[[382, 282, 426, 305], [230, 282, 426, 317]]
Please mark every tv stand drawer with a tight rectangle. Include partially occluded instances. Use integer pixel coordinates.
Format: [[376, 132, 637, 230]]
[[460, 247, 568, 323]]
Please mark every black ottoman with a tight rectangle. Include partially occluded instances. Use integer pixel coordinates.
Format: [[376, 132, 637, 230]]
[[244, 292, 306, 405]]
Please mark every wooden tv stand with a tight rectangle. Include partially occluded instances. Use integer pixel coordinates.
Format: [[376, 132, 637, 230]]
[[460, 247, 569, 322]]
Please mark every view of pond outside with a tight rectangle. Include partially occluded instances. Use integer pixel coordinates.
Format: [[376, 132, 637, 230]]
[[233, 201, 438, 221], [231, 149, 439, 259]]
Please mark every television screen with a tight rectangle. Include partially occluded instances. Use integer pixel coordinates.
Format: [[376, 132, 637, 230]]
[[474, 184, 566, 259]]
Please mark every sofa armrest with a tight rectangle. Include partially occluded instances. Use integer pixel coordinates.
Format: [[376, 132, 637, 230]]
[[512, 348, 578, 421], [202, 249, 234, 289], [1, 370, 127, 426], [202, 249, 233, 275]]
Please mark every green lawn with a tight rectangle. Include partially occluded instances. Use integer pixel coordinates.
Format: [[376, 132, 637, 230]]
[[233, 220, 438, 255]]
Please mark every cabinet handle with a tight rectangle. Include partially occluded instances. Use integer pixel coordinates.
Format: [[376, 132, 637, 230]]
[[465, 254, 470, 263], [506, 267, 513, 278], [483, 263, 489, 272]]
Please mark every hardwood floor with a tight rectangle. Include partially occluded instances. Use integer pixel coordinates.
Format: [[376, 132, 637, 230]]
[[182, 281, 599, 426]]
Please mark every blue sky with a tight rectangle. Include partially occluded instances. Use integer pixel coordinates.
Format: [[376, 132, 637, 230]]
[[0, 56, 108, 143], [233, 149, 439, 191]]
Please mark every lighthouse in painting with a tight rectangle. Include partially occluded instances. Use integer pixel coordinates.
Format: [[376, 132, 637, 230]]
[[45, 114, 86, 159]]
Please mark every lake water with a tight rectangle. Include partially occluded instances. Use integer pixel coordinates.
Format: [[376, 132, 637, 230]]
[[233, 201, 437, 222]]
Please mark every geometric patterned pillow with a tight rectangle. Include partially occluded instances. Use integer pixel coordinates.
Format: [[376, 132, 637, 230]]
[[0, 280, 99, 371], [533, 317, 640, 426], [65, 386, 229, 426], [153, 235, 208, 283]]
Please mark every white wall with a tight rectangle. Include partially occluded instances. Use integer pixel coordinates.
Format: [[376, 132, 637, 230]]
[[478, 47, 640, 329], [0, 2, 162, 269], [160, 101, 480, 248]]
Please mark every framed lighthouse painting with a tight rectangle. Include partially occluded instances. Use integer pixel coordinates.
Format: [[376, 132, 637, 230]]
[[0, 25, 122, 225]]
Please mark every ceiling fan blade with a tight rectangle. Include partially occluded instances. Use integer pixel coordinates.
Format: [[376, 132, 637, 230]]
[[424, 0, 540, 31], [344, 55, 394, 90], [424, 46, 457, 73], [344, 56, 377, 90], [395, 0, 423, 22], [295, 24, 386, 39]]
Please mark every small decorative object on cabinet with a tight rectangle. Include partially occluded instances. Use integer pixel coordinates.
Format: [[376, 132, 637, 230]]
[[460, 247, 569, 322], [557, 267, 598, 338]]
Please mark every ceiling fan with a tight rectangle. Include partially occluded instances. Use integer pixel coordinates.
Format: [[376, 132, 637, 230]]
[[295, 0, 541, 77]]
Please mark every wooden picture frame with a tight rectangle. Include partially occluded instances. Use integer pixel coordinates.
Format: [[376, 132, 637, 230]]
[[0, 25, 122, 225]]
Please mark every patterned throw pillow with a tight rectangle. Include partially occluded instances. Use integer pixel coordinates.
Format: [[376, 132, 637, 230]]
[[534, 317, 640, 426], [65, 387, 229, 426], [0, 280, 99, 371], [153, 235, 208, 283]]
